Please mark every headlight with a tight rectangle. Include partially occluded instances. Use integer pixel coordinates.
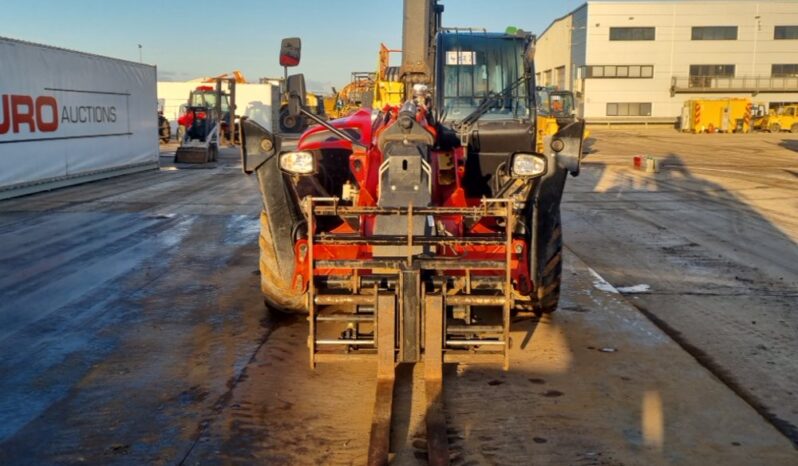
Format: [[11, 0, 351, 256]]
[[279, 151, 315, 174], [511, 153, 546, 177]]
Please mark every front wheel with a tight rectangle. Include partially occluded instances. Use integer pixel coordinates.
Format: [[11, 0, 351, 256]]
[[770, 123, 782, 133], [258, 211, 307, 313], [791, 124, 798, 134], [535, 207, 562, 314]]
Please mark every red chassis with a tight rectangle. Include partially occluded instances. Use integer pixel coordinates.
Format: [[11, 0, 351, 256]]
[[287, 106, 532, 299]]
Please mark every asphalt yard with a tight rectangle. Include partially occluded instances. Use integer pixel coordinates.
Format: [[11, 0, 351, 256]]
[[0, 133, 796, 465]]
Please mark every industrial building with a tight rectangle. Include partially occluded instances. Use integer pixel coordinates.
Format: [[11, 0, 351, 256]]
[[535, 0, 798, 122]]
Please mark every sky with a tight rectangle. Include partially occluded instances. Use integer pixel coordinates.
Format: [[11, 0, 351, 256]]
[[2, 0, 585, 92]]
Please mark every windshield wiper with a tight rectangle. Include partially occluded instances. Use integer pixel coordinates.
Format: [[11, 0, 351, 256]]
[[454, 75, 529, 130]]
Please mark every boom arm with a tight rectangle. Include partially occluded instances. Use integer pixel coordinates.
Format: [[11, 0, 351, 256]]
[[400, 0, 443, 93]]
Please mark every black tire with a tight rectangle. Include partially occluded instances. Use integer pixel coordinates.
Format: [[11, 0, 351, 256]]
[[279, 106, 306, 133], [258, 211, 307, 313], [536, 207, 562, 314], [770, 123, 781, 133]]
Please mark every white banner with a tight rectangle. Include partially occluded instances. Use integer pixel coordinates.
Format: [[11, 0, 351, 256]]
[[0, 37, 158, 195], [0, 89, 130, 142]]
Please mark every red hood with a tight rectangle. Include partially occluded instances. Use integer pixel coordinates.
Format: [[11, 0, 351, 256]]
[[297, 108, 374, 152]]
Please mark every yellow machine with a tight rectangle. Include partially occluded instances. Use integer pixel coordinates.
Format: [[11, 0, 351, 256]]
[[324, 44, 405, 120], [536, 115, 560, 154], [325, 72, 374, 120], [322, 93, 339, 117], [759, 104, 798, 133], [373, 43, 404, 110], [682, 98, 753, 133], [751, 102, 769, 129], [535, 87, 584, 153]]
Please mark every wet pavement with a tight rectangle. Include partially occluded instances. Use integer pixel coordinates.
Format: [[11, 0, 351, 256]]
[[179, 251, 797, 465], [564, 128, 798, 447], [0, 138, 796, 465], [0, 148, 268, 464]]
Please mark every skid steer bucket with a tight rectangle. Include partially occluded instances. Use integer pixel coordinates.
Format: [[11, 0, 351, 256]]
[[174, 145, 217, 164]]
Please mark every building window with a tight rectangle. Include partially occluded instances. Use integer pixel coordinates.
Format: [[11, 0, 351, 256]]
[[609, 27, 655, 41], [774, 26, 798, 39], [586, 65, 653, 78], [555, 66, 566, 90], [606, 102, 652, 117], [769, 101, 798, 111], [691, 26, 738, 40], [772, 64, 798, 77], [689, 64, 735, 77], [689, 64, 735, 87]]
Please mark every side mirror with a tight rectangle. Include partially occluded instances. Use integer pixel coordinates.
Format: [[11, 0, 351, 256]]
[[286, 73, 307, 117], [240, 117, 278, 174], [279, 37, 301, 67]]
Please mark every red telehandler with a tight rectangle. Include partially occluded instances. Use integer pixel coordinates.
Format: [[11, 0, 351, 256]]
[[239, 2, 585, 463]]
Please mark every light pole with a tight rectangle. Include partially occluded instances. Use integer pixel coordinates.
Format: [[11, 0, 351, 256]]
[[138, 44, 142, 63]]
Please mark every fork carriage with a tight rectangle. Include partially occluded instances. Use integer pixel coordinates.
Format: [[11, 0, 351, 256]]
[[304, 197, 519, 370]]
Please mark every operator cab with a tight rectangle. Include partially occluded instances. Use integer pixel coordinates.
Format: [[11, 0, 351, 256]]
[[435, 32, 532, 124], [189, 89, 230, 114], [536, 87, 575, 119], [434, 32, 537, 197], [189, 88, 231, 122]]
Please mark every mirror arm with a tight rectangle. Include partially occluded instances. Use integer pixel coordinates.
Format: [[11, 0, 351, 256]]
[[299, 107, 367, 150]]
